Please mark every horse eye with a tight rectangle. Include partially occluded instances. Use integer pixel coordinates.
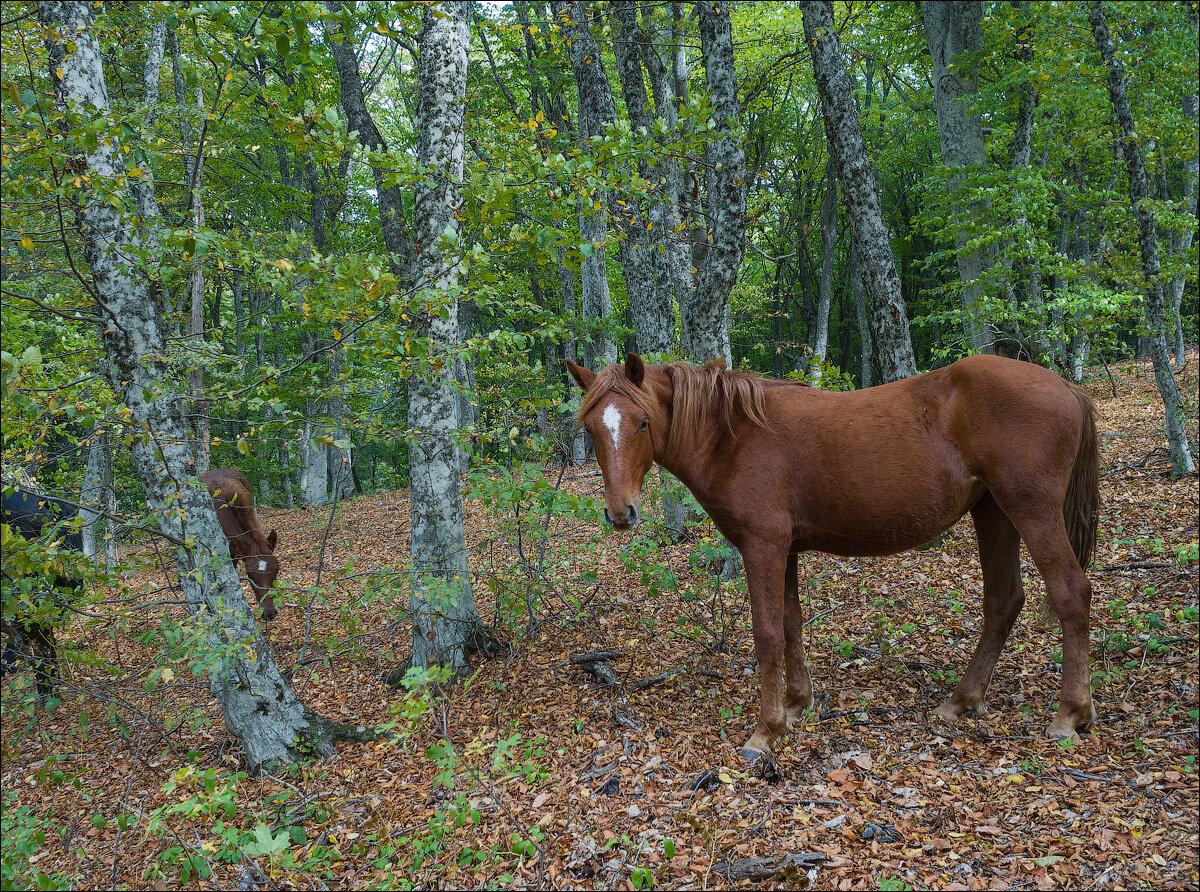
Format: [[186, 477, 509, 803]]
[[638, 418, 648, 431]]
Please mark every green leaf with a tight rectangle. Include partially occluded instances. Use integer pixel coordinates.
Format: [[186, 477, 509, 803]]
[[277, 33, 289, 60]]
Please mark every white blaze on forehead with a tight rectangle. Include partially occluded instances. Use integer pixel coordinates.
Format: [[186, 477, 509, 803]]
[[602, 403, 622, 449], [257, 559, 269, 573]]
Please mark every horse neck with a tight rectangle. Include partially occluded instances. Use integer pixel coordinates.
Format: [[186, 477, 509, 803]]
[[653, 401, 725, 502]]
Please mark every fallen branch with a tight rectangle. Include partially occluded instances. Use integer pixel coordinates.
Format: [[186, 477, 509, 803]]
[[628, 667, 683, 691], [571, 650, 624, 665], [1102, 561, 1174, 571], [1061, 767, 1120, 783], [572, 651, 622, 687], [713, 852, 828, 882]]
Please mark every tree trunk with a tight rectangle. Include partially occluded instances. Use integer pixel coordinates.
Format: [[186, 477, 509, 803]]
[[408, 1, 486, 670], [1089, 1, 1194, 475], [921, 0, 998, 354], [1007, 2, 1049, 357], [79, 424, 108, 559], [553, 0, 671, 356], [802, 0, 916, 382], [1168, 3, 1197, 368], [850, 240, 873, 387], [39, 0, 361, 772], [684, 0, 745, 368], [809, 159, 837, 384], [187, 73, 210, 473], [613, 1, 696, 337]]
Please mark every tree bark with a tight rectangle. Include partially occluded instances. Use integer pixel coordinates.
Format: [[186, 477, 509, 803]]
[[553, 0, 671, 355], [921, 0, 998, 353], [809, 158, 837, 384], [1088, 1, 1194, 475], [187, 73, 210, 474], [79, 424, 108, 559], [38, 0, 359, 772], [408, 1, 486, 670], [1167, 2, 1197, 368], [684, 0, 746, 367], [850, 239, 873, 387], [801, 0, 916, 382]]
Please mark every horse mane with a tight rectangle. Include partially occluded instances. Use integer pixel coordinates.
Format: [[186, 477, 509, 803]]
[[578, 359, 792, 459], [577, 365, 668, 435], [664, 359, 772, 458]]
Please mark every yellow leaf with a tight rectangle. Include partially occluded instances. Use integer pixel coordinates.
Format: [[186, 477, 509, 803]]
[[21, 237, 34, 250]]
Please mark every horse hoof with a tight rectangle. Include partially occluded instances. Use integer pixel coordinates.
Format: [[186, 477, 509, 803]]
[[1046, 725, 1081, 741], [740, 746, 767, 763], [930, 704, 959, 723]]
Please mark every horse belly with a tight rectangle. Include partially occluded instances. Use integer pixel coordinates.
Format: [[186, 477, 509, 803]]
[[790, 448, 981, 557]]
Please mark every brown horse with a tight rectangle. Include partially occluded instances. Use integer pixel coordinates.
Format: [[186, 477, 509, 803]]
[[202, 469, 280, 621], [567, 353, 1099, 760]]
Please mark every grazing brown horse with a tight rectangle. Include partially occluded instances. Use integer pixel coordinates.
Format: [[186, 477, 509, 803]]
[[202, 469, 280, 621], [567, 353, 1099, 760]]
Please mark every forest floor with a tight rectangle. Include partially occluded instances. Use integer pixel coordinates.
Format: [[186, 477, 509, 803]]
[[2, 355, 1198, 891]]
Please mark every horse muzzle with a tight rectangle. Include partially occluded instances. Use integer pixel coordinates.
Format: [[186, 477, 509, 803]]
[[603, 502, 640, 530]]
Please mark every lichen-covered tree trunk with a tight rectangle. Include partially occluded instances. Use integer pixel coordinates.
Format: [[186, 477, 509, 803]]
[[802, 0, 916, 382], [408, 1, 484, 669], [613, 1, 696, 344], [921, 0, 997, 354], [37, 0, 358, 773], [553, 0, 671, 356], [809, 159, 837, 384], [578, 101, 617, 370], [1089, 1, 1194, 476], [849, 240, 874, 387], [79, 424, 109, 559], [1168, 2, 1197, 368], [683, 0, 746, 368]]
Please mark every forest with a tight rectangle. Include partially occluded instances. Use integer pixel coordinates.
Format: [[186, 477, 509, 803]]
[[1, 1, 1197, 889]]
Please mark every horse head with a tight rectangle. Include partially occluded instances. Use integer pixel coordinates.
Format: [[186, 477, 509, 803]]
[[567, 353, 664, 531], [244, 530, 279, 621]]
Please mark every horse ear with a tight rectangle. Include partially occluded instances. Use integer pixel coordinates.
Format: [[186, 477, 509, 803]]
[[625, 352, 645, 387], [566, 359, 596, 392], [267, 529, 278, 550]]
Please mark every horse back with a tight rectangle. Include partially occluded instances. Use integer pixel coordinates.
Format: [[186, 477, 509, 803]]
[[202, 469, 268, 559]]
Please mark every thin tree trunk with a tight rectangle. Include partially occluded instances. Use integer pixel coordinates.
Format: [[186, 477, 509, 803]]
[[1168, 3, 1197, 368], [408, 1, 486, 670], [79, 424, 108, 558], [685, 0, 745, 367], [1089, 1, 1194, 475], [921, 0, 998, 353], [802, 0, 916, 382], [850, 240, 873, 388], [553, 0, 670, 356], [187, 73, 210, 473], [809, 159, 837, 384]]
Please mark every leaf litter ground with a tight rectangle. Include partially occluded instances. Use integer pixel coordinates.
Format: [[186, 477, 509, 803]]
[[2, 356, 1197, 890]]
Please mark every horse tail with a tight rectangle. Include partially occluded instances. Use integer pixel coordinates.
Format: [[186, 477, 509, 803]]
[[1064, 385, 1099, 572]]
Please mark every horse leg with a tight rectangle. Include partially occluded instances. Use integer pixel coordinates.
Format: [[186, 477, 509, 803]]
[[741, 542, 790, 760], [783, 553, 813, 723], [1020, 518, 1095, 738], [934, 493, 1023, 722]]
